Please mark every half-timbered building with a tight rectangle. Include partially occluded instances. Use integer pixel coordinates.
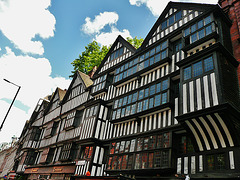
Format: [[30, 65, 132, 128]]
[[12, 1, 240, 180]]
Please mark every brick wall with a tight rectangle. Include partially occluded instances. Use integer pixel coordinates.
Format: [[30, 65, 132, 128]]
[[219, 0, 240, 86]]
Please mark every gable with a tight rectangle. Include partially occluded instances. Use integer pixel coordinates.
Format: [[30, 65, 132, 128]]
[[141, 2, 214, 48], [95, 35, 136, 76], [62, 71, 92, 103]]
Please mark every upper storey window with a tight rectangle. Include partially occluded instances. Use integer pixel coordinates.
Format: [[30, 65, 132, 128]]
[[91, 74, 107, 93], [183, 56, 214, 81], [110, 47, 124, 61], [161, 11, 182, 30], [114, 40, 168, 83], [68, 84, 84, 100], [184, 15, 215, 45]]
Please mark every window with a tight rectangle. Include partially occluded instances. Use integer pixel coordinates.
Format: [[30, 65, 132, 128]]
[[154, 151, 161, 168], [122, 155, 128, 169], [137, 138, 143, 151], [141, 153, 148, 169], [121, 108, 125, 118], [46, 148, 55, 163], [155, 94, 161, 106], [149, 98, 154, 109], [207, 155, 215, 171], [162, 80, 168, 90], [183, 56, 214, 81], [126, 106, 131, 116], [169, 15, 174, 25], [207, 154, 226, 171], [144, 88, 149, 98], [120, 141, 125, 153], [127, 155, 133, 169], [131, 104, 136, 114], [148, 153, 154, 168], [135, 154, 141, 169], [193, 61, 203, 77], [175, 11, 182, 21], [107, 157, 112, 169], [204, 56, 214, 71], [137, 101, 143, 112], [184, 66, 192, 80], [125, 141, 130, 152], [143, 137, 149, 150], [139, 90, 144, 100], [117, 156, 122, 169], [150, 85, 156, 96], [162, 151, 169, 167], [161, 20, 167, 30], [110, 143, 116, 154], [143, 99, 148, 111], [59, 143, 77, 161], [115, 142, 120, 154], [162, 92, 167, 104]]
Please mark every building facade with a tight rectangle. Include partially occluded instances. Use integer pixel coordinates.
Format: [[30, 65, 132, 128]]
[[12, 1, 240, 180]]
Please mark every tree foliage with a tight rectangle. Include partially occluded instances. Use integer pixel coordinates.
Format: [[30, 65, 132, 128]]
[[71, 37, 143, 76], [126, 36, 144, 49]]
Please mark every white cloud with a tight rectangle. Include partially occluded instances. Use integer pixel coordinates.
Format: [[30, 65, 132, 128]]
[[82, 12, 119, 35], [129, 0, 218, 17], [82, 11, 132, 47], [94, 27, 132, 46], [0, 0, 56, 55], [0, 47, 71, 143]]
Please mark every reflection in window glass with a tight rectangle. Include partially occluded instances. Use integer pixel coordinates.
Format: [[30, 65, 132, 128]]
[[150, 57, 154, 65], [184, 66, 192, 80], [184, 28, 190, 36], [162, 92, 167, 104], [162, 151, 169, 167], [204, 16, 211, 25], [116, 109, 121, 119], [176, 11, 182, 21], [107, 157, 112, 169], [155, 53, 160, 62], [162, 41, 167, 50], [199, 29, 205, 39], [125, 141, 130, 152], [139, 62, 144, 71], [112, 111, 116, 120], [204, 56, 214, 72], [206, 25, 212, 35], [127, 94, 132, 104], [131, 104, 136, 114], [118, 98, 123, 108], [121, 108, 125, 118], [122, 155, 128, 170], [169, 15, 174, 25], [120, 141, 125, 153], [161, 50, 167, 59], [191, 24, 197, 32], [154, 151, 161, 168], [117, 156, 122, 169], [193, 61, 203, 77], [156, 82, 161, 93], [148, 153, 154, 168], [139, 90, 144, 100], [144, 59, 149, 68], [144, 88, 149, 98], [207, 155, 214, 171], [155, 94, 161, 106], [142, 153, 148, 169], [126, 106, 131, 116], [161, 20, 167, 30], [132, 92, 138, 102], [123, 96, 127, 106], [135, 154, 141, 169], [191, 33, 198, 43], [149, 98, 154, 109], [150, 85, 156, 96], [198, 20, 203, 28], [137, 138, 143, 151], [143, 99, 149, 111], [137, 102, 143, 112], [130, 139, 136, 152], [128, 155, 133, 169], [162, 80, 168, 90], [144, 137, 149, 150]]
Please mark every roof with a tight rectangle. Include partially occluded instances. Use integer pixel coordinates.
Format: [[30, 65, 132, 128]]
[[78, 70, 93, 88]]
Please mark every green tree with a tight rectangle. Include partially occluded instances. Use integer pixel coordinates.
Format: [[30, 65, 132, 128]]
[[127, 36, 144, 49], [71, 37, 143, 76], [71, 41, 109, 76]]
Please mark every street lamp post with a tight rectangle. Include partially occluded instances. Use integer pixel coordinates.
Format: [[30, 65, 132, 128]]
[[0, 79, 21, 131]]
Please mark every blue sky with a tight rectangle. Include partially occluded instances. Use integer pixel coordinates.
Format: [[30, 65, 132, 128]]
[[0, 0, 218, 143]]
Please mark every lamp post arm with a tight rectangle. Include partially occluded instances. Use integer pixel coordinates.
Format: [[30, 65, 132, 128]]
[[0, 86, 21, 131]]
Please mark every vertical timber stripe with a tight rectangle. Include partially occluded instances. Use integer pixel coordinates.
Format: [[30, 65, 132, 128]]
[[214, 113, 234, 147], [206, 115, 226, 148], [199, 117, 218, 149], [192, 118, 210, 150], [186, 120, 204, 151]]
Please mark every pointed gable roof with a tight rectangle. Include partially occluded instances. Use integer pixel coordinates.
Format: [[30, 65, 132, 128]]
[[93, 35, 136, 78], [61, 70, 93, 103], [140, 1, 216, 50], [44, 87, 66, 113]]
